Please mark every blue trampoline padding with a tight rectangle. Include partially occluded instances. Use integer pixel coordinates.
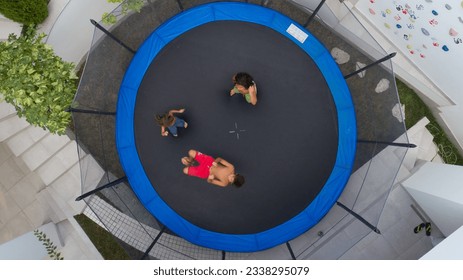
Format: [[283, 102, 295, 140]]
[[116, 2, 357, 252]]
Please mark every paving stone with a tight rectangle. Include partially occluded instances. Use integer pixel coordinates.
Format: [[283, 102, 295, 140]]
[[20, 133, 70, 171], [0, 192, 22, 225], [5, 125, 48, 157], [331, 47, 350, 64], [0, 116, 29, 142], [8, 173, 45, 210], [35, 141, 78, 185], [355, 61, 367, 78], [375, 78, 391, 93], [0, 101, 16, 120], [0, 157, 28, 190]]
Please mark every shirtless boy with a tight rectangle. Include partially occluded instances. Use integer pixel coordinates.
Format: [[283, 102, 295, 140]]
[[181, 149, 245, 187]]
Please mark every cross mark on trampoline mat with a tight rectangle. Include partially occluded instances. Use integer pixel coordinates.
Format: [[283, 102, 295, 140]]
[[229, 122, 246, 140]]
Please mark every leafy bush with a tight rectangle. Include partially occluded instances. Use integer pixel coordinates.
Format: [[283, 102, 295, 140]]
[[102, 0, 144, 25], [0, 27, 78, 135], [0, 0, 49, 25]]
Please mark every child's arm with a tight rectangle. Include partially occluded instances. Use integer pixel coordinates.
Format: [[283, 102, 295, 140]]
[[161, 126, 168, 136], [168, 108, 185, 115], [248, 84, 257, 105], [230, 86, 240, 96], [214, 157, 233, 168], [207, 174, 228, 187]]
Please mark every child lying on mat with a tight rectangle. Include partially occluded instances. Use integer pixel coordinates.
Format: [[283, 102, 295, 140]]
[[181, 149, 245, 188]]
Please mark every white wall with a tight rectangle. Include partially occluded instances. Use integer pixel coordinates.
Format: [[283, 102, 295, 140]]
[[350, 0, 463, 155], [354, 0, 463, 104], [39, 0, 119, 64], [402, 161, 463, 237], [0, 14, 22, 41], [0, 223, 62, 260], [420, 225, 463, 260]]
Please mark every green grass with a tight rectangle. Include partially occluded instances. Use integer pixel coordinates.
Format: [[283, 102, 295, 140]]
[[396, 78, 463, 165], [74, 214, 130, 260]]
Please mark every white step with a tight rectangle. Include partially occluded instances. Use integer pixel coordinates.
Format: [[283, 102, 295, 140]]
[[0, 141, 12, 166], [394, 163, 412, 183], [5, 125, 49, 157], [431, 154, 444, 163], [0, 152, 30, 190], [402, 117, 431, 171], [36, 188, 68, 224], [49, 162, 81, 202], [49, 162, 86, 215], [0, 115, 30, 142], [20, 133, 70, 171], [35, 140, 79, 186], [407, 117, 430, 136], [0, 101, 17, 120], [416, 128, 438, 162], [402, 129, 422, 171], [8, 172, 46, 210]]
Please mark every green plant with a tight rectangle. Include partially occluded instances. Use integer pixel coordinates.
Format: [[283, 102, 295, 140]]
[[0, 26, 78, 135], [0, 0, 49, 25], [101, 0, 144, 25], [33, 229, 64, 260], [397, 78, 463, 165]]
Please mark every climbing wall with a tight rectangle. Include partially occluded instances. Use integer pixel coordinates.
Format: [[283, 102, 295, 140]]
[[355, 0, 463, 102]]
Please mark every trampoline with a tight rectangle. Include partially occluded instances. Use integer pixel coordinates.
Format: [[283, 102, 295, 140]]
[[116, 2, 356, 252]]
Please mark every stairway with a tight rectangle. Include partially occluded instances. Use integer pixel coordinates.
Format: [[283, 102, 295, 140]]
[[0, 100, 103, 259]]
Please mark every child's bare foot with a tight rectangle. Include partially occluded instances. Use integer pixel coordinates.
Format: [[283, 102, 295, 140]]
[[181, 157, 193, 166]]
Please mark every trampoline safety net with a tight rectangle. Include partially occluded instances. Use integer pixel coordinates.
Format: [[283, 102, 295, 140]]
[[72, 0, 409, 260]]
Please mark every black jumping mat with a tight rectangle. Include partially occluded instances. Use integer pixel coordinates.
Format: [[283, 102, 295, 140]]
[[134, 20, 338, 234]]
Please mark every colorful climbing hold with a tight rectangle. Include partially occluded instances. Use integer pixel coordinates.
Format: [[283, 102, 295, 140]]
[[449, 28, 458, 36]]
